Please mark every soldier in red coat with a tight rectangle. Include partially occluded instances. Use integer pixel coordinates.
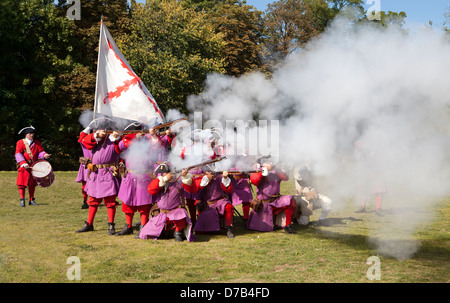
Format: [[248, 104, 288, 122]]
[[15, 126, 50, 207]]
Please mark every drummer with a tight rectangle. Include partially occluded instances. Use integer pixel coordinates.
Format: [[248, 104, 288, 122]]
[[15, 126, 50, 207]]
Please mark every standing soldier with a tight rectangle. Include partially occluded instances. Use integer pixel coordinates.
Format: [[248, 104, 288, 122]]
[[15, 126, 50, 207], [76, 125, 93, 209], [115, 122, 154, 238], [75, 118, 121, 235], [247, 156, 296, 234], [139, 163, 194, 242], [182, 165, 235, 238]]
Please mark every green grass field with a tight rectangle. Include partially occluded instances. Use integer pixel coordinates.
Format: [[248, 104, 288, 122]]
[[0, 171, 448, 283]]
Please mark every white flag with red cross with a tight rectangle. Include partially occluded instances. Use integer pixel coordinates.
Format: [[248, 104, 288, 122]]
[[94, 20, 165, 125]]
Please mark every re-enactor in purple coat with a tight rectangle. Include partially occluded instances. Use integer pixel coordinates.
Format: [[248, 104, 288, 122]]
[[75, 128, 121, 235], [116, 130, 155, 238], [139, 163, 194, 242], [182, 166, 235, 238], [247, 156, 297, 234], [76, 128, 92, 209]]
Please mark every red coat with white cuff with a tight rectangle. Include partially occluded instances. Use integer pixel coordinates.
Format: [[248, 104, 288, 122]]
[[15, 139, 48, 187]]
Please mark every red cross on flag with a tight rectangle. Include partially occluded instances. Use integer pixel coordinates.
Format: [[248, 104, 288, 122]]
[[94, 20, 165, 124]]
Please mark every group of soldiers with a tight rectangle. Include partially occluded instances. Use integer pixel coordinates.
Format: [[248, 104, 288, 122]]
[[15, 118, 387, 242], [72, 117, 334, 242]]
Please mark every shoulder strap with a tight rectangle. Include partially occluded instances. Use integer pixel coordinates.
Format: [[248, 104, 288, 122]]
[[22, 139, 34, 164]]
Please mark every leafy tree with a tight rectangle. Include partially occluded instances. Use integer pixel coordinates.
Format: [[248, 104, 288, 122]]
[[206, 2, 265, 76], [0, 0, 80, 170], [444, 7, 450, 34], [116, 0, 226, 114], [261, 0, 322, 73]]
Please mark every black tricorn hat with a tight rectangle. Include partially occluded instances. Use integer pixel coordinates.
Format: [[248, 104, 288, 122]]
[[88, 116, 116, 130], [256, 154, 273, 165], [154, 162, 171, 175], [18, 125, 36, 135]]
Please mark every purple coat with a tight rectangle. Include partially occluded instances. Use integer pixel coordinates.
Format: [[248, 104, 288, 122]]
[[75, 143, 92, 183], [83, 136, 120, 199], [247, 170, 293, 232], [117, 140, 154, 207], [193, 176, 232, 233], [230, 177, 253, 206], [139, 180, 194, 241]]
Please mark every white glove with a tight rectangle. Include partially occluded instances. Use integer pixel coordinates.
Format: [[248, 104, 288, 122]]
[[262, 167, 269, 176], [82, 126, 91, 134], [21, 163, 30, 169]]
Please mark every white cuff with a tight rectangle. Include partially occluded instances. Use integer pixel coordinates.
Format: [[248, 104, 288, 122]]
[[158, 175, 168, 187], [82, 126, 91, 134], [221, 176, 231, 188], [181, 173, 193, 186], [200, 175, 210, 187], [262, 167, 269, 176], [93, 131, 101, 142], [109, 134, 120, 142]]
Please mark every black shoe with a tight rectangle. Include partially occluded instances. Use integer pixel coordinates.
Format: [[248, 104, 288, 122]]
[[76, 221, 94, 233], [226, 226, 235, 238], [81, 201, 89, 209], [355, 207, 366, 213], [107, 222, 116, 235], [135, 225, 144, 239], [29, 198, 37, 206], [20, 198, 26, 207], [116, 224, 133, 236], [284, 224, 296, 234], [174, 231, 183, 242], [375, 209, 383, 217]]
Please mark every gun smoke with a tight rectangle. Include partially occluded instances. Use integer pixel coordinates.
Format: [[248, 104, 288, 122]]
[[186, 15, 450, 260]]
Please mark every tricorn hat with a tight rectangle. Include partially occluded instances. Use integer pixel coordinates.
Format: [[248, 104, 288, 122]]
[[18, 125, 36, 135], [256, 154, 273, 165], [88, 116, 116, 130], [154, 162, 171, 175]]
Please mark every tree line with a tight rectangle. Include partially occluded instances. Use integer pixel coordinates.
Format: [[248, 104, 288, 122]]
[[1, 0, 445, 170]]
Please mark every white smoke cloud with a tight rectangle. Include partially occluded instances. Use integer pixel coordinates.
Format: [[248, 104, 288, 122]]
[[186, 15, 450, 260]]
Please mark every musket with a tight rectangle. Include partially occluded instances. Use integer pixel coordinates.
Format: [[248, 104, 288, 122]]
[[212, 170, 261, 175], [104, 117, 189, 135], [173, 156, 227, 174]]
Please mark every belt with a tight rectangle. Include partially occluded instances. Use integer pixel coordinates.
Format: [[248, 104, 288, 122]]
[[94, 161, 119, 169], [207, 195, 228, 205], [260, 195, 281, 203], [160, 205, 183, 214]]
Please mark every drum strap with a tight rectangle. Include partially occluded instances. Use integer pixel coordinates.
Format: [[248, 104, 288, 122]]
[[22, 139, 34, 164]]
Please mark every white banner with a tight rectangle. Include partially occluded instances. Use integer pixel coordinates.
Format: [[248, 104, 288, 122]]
[[94, 20, 165, 125]]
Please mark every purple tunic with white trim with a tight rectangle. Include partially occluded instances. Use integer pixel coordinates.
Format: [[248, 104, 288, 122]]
[[75, 143, 92, 183], [230, 177, 253, 206], [83, 137, 120, 199], [139, 180, 194, 241], [247, 170, 293, 232], [117, 140, 154, 207], [194, 176, 232, 233]]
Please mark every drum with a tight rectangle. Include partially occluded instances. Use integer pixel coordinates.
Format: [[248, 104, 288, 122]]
[[31, 160, 55, 187]]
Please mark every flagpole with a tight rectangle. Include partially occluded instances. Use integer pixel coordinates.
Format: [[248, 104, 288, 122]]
[[93, 17, 104, 121]]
